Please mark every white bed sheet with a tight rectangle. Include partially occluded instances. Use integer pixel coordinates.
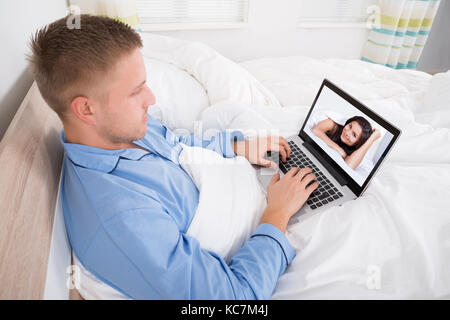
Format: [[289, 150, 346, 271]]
[[237, 58, 450, 299]]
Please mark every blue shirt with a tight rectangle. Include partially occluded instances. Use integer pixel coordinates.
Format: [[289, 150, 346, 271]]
[[61, 114, 296, 299]]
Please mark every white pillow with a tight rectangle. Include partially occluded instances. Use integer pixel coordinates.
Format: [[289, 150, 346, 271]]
[[200, 100, 274, 139], [140, 33, 281, 108], [179, 143, 267, 263], [144, 57, 210, 132]]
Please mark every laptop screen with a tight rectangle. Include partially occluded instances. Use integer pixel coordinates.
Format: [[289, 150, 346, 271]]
[[301, 80, 399, 190]]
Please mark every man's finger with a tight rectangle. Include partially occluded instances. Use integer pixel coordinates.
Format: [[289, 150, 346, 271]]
[[269, 171, 280, 185], [269, 137, 290, 159], [278, 137, 291, 158], [262, 141, 284, 163], [297, 167, 313, 180], [286, 167, 300, 176], [259, 157, 277, 169], [279, 147, 287, 162], [300, 172, 316, 187], [264, 136, 290, 161], [305, 181, 319, 193]]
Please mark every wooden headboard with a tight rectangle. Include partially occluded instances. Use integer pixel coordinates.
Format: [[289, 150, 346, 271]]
[[0, 82, 81, 299]]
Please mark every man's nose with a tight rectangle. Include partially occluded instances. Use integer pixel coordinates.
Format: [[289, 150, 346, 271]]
[[143, 85, 156, 106]]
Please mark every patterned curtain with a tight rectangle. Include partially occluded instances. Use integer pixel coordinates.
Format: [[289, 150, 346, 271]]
[[68, 0, 141, 30], [361, 0, 441, 69]]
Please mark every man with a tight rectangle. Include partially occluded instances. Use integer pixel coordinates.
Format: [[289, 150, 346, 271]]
[[28, 15, 318, 299]]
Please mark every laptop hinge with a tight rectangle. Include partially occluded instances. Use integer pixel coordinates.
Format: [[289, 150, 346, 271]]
[[302, 141, 348, 186]]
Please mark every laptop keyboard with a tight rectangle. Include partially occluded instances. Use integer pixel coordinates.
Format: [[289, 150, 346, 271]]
[[278, 141, 344, 210]]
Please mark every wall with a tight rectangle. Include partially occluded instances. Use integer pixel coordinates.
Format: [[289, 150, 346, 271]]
[[150, 0, 372, 63], [0, 0, 68, 141], [417, 0, 450, 73], [150, 0, 450, 70]]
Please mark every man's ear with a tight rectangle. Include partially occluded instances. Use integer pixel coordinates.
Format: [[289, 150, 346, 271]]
[[70, 96, 95, 125]]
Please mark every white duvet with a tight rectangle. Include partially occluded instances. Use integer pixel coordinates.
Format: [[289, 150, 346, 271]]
[[75, 33, 450, 299], [180, 143, 267, 264]]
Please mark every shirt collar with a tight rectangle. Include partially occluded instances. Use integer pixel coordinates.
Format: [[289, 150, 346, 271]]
[[61, 132, 148, 173], [61, 115, 183, 173]]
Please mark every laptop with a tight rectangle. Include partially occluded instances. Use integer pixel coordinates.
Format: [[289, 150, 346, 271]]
[[257, 78, 401, 220]]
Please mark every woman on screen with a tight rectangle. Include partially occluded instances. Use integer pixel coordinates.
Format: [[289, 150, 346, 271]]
[[312, 116, 381, 169]]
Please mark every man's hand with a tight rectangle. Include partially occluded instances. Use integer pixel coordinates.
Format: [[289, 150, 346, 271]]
[[233, 136, 291, 168], [260, 167, 318, 233]]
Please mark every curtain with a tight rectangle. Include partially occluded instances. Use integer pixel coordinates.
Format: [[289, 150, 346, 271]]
[[68, 0, 140, 30], [361, 0, 441, 69]]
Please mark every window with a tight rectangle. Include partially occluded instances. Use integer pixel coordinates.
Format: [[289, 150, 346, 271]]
[[136, 0, 249, 31], [298, 0, 379, 28]]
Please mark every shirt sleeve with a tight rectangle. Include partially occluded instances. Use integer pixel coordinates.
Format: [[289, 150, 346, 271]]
[[175, 130, 245, 158], [103, 205, 296, 300], [146, 113, 244, 158]]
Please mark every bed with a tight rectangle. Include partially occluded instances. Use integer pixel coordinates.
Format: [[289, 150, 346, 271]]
[[139, 33, 450, 299], [1, 32, 448, 299]]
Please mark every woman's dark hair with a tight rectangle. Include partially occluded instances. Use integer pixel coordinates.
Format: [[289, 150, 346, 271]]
[[327, 116, 373, 156]]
